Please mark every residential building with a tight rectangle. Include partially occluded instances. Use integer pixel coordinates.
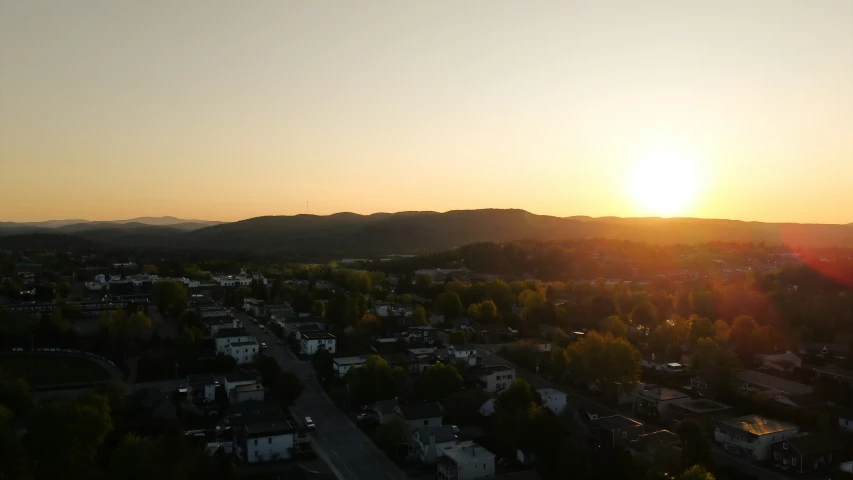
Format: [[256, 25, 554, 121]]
[[372, 399, 400, 424], [437, 443, 496, 480], [592, 415, 644, 448], [633, 387, 690, 420], [224, 370, 260, 396], [408, 347, 438, 373], [448, 346, 479, 367], [407, 325, 438, 345], [198, 306, 230, 318], [579, 404, 616, 423], [213, 274, 254, 287], [297, 331, 336, 355], [714, 415, 799, 461], [395, 402, 444, 435], [733, 370, 813, 397], [479, 399, 497, 417], [333, 355, 369, 378], [243, 421, 295, 463], [243, 298, 265, 317], [667, 398, 733, 432], [263, 303, 293, 318], [135, 388, 177, 419], [477, 365, 516, 393], [281, 316, 327, 338], [225, 340, 259, 365], [375, 303, 412, 318], [214, 328, 254, 354], [770, 433, 840, 473], [411, 426, 458, 464], [202, 316, 239, 337], [799, 343, 848, 360], [813, 365, 853, 385], [773, 393, 825, 412], [186, 374, 217, 403], [629, 430, 682, 471], [537, 388, 567, 414], [754, 352, 802, 372], [380, 353, 416, 371], [233, 384, 265, 403]]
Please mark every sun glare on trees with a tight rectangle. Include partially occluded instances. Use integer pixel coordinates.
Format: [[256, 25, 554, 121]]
[[629, 150, 701, 217]]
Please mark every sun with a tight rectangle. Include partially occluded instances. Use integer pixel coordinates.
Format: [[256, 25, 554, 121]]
[[629, 151, 700, 216]]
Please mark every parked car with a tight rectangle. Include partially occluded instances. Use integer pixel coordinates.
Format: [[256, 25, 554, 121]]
[[304, 417, 316, 430], [450, 425, 460, 435]]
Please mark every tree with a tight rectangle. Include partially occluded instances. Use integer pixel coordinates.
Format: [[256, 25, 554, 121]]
[[437, 291, 463, 318], [448, 330, 467, 345], [179, 326, 204, 361], [691, 338, 739, 396], [312, 348, 335, 380], [311, 299, 326, 318], [412, 305, 428, 326], [729, 314, 756, 357], [107, 433, 159, 480], [567, 331, 641, 396], [679, 465, 715, 480], [269, 371, 303, 405], [688, 316, 715, 344], [27, 397, 113, 478], [150, 280, 188, 316], [0, 404, 29, 480], [0, 375, 33, 417], [678, 419, 711, 469], [599, 315, 627, 337], [468, 300, 499, 324], [372, 417, 408, 455], [496, 378, 536, 414], [346, 356, 409, 405], [417, 363, 463, 400], [415, 275, 433, 291]]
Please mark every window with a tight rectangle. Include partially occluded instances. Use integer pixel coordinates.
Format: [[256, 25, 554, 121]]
[[774, 452, 781, 460], [254, 439, 258, 445], [792, 458, 797, 466], [622, 431, 628, 439], [783, 443, 788, 450], [268, 438, 272, 444]]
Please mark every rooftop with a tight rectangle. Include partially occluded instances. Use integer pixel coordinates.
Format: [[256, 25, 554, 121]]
[[373, 398, 399, 415], [735, 370, 813, 395], [630, 430, 682, 453], [225, 369, 259, 384], [478, 365, 515, 375], [442, 443, 496, 464], [779, 433, 840, 456], [415, 425, 457, 444], [245, 420, 294, 438], [718, 415, 798, 436], [408, 347, 437, 356], [594, 415, 643, 431], [229, 341, 258, 347], [669, 398, 732, 414], [397, 402, 443, 421], [536, 388, 565, 397], [300, 331, 336, 340], [636, 387, 689, 402], [333, 355, 370, 366], [215, 327, 250, 338], [235, 383, 264, 393]]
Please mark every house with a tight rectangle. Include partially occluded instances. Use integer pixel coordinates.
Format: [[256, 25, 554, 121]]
[[755, 352, 802, 372], [242, 420, 296, 463], [437, 443, 496, 480], [282, 316, 327, 338], [213, 274, 254, 287], [225, 340, 260, 365], [770, 433, 840, 473], [380, 353, 416, 371], [224, 370, 260, 396], [333, 355, 369, 378], [298, 331, 337, 355], [428, 314, 445, 326], [135, 388, 177, 419], [186, 374, 218, 403], [813, 365, 853, 385], [477, 365, 516, 394], [263, 303, 294, 318], [407, 325, 438, 345], [411, 425, 458, 464], [447, 346, 479, 367], [773, 393, 825, 412], [667, 398, 733, 432], [714, 415, 799, 460], [243, 298, 265, 317], [632, 387, 690, 420], [202, 316, 240, 337], [233, 384, 265, 403], [408, 348, 438, 373], [475, 324, 518, 343], [799, 343, 848, 360], [592, 415, 644, 448], [395, 402, 444, 435], [372, 399, 400, 424], [375, 303, 412, 318], [198, 306, 230, 319], [214, 328, 254, 354], [629, 430, 682, 470], [537, 388, 568, 414], [733, 370, 813, 397]]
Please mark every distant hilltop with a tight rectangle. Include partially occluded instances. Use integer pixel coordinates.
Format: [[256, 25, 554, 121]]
[[2, 209, 853, 255]]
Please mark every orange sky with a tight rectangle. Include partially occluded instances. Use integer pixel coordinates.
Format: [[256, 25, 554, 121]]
[[1, 1, 851, 223]]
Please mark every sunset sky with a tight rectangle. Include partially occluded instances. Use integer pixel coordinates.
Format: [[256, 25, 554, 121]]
[[1, 1, 851, 223]]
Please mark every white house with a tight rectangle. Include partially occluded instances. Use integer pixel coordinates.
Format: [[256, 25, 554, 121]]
[[411, 426, 458, 464], [333, 355, 369, 378], [226, 341, 260, 365], [213, 274, 253, 287], [186, 374, 218, 403], [447, 346, 478, 367], [243, 421, 295, 463], [372, 398, 400, 424], [224, 370, 260, 396], [755, 352, 802, 372], [477, 365, 516, 393], [714, 415, 799, 460], [437, 443, 495, 480], [215, 328, 254, 354], [537, 388, 568, 414], [298, 331, 337, 355]]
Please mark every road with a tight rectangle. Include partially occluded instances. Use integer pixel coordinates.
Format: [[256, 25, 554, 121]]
[[476, 346, 789, 480], [235, 311, 407, 480]]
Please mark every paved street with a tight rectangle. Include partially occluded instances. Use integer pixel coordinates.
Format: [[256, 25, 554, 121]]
[[236, 312, 408, 480]]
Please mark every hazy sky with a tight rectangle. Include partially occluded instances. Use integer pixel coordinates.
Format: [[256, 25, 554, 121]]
[[2, 1, 851, 223]]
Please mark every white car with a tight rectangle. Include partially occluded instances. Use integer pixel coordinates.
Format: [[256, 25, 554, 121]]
[[304, 417, 316, 430], [261, 342, 267, 349]]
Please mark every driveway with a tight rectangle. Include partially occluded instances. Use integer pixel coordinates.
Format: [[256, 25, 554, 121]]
[[235, 311, 407, 480]]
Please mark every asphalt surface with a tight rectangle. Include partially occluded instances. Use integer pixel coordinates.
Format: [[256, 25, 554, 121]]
[[235, 311, 408, 480]]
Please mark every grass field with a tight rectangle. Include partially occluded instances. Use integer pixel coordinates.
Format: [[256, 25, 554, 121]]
[[0, 354, 112, 387]]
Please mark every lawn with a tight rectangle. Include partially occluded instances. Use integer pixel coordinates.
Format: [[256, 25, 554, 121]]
[[0, 354, 112, 387]]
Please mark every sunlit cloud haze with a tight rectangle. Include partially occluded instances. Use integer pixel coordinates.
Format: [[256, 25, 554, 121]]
[[1, 1, 851, 223]]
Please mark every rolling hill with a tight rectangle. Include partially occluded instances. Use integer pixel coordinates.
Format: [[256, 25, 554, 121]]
[[3, 209, 853, 255]]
